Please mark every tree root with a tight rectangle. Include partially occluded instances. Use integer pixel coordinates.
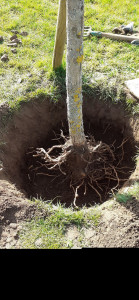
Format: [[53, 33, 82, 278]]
[[27, 134, 132, 207]]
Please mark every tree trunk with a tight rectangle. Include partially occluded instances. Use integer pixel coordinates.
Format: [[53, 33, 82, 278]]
[[53, 0, 66, 69], [66, 0, 86, 147]]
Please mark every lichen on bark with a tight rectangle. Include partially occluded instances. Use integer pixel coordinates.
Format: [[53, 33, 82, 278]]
[[66, 0, 86, 146]]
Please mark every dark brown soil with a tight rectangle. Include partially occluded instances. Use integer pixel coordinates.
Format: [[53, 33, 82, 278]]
[[0, 96, 138, 248], [22, 119, 136, 207], [0, 96, 138, 207]]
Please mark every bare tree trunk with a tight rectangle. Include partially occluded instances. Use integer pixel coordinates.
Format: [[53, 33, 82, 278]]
[[66, 0, 86, 147]]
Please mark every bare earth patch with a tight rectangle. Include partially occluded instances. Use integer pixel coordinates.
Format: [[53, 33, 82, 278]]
[[0, 180, 40, 248], [67, 198, 139, 248]]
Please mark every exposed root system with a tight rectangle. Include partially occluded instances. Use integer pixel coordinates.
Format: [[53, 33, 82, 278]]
[[27, 132, 133, 207]]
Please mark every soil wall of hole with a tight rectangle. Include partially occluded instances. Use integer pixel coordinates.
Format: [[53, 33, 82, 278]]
[[0, 96, 138, 206]]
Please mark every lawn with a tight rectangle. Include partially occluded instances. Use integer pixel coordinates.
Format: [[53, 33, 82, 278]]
[[0, 0, 139, 111]]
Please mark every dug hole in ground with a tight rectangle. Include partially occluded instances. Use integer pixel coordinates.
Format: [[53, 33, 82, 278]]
[[0, 94, 139, 248]]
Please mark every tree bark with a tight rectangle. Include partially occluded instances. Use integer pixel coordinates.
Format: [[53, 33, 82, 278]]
[[66, 0, 86, 147], [53, 0, 66, 69]]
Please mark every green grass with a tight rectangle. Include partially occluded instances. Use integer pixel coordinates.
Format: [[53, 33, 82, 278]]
[[0, 0, 139, 112], [116, 181, 139, 203], [19, 200, 101, 249]]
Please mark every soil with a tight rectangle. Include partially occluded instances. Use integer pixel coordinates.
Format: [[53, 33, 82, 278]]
[[0, 180, 47, 249], [22, 119, 136, 207], [0, 95, 139, 248], [67, 197, 139, 248]]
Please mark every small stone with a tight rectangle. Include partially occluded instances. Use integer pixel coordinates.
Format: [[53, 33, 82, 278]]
[[17, 225, 22, 230], [6, 237, 13, 243], [1, 54, 9, 62], [20, 31, 28, 36], [0, 36, 4, 42], [13, 231, 19, 239], [125, 78, 139, 100], [10, 223, 17, 229], [11, 38, 22, 44], [27, 73, 32, 77], [11, 30, 19, 34], [5, 243, 11, 249], [35, 238, 42, 247], [6, 220, 10, 225], [17, 78, 23, 84], [112, 27, 125, 34], [10, 34, 17, 41], [11, 48, 17, 54], [2, 231, 8, 238], [7, 42, 18, 47]]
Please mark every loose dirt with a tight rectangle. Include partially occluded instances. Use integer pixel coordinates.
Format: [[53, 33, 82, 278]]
[[0, 95, 138, 248], [0, 180, 47, 249], [67, 197, 139, 248]]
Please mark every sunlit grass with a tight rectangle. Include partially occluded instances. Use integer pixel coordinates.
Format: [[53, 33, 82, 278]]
[[19, 200, 101, 249], [0, 0, 138, 109]]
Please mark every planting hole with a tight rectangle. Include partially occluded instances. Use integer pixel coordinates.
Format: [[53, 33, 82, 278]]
[[0, 97, 138, 207]]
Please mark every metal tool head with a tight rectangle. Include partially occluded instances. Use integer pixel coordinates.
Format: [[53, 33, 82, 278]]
[[84, 26, 92, 37]]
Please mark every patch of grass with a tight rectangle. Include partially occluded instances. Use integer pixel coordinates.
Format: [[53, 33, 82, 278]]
[[0, 0, 58, 105], [83, 2, 139, 112], [116, 181, 139, 203], [116, 193, 132, 203], [19, 200, 101, 249]]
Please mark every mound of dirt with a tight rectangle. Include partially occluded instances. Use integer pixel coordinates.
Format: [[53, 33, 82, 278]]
[[0, 180, 47, 249]]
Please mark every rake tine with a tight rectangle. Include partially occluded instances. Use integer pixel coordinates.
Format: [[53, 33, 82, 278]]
[[84, 26, 92, 37]]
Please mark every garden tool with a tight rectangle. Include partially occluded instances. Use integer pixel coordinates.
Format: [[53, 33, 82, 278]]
[[84, 26, 139, 43]]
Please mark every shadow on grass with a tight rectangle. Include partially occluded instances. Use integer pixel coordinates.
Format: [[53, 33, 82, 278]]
[[49, 66, 129, 109]]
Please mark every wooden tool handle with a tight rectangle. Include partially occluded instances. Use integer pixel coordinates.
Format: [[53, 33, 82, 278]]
[[102, 32, 139, 42]]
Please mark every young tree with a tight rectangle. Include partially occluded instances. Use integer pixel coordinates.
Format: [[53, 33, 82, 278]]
[[34, 0, 121, 205], [37, 0, 88, 182]]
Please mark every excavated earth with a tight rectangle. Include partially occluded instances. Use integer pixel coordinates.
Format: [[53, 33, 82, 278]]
[[0, 95, 139, 248]]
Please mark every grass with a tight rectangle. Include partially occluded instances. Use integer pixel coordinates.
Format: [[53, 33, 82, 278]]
[[115, 148, 139, 204], [0, 0, 139, 112], [116, 181, 139, 203], [19, 200, 101, 249]]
